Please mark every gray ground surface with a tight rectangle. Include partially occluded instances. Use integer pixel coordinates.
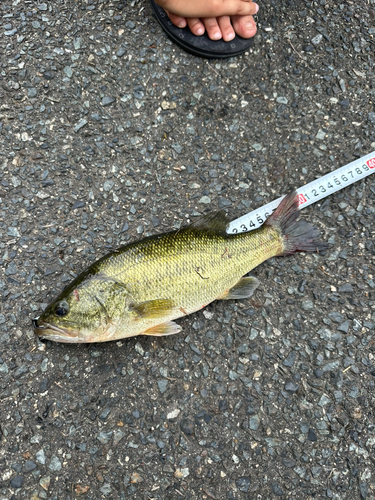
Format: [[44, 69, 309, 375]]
[[1, 0, 375, 499]]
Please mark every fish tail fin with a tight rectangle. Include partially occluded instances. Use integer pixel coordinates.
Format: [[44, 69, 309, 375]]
[[265, 190, 328, 256]]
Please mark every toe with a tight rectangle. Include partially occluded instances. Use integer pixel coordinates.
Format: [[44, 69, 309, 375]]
[[166, 11, 187, 29], [217, 16, 235, 42], [203, 17, 222, 41], [231, 15, 257, 39], [187, 18, 205, 36]]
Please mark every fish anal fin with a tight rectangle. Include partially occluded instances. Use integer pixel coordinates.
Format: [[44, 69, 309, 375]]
[[219, 277, 260, 300], [142, 321, 181, 337], [130, 298, 174, 320], [188, 211, 229, 235]]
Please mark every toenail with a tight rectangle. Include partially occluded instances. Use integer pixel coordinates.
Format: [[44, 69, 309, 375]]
[[196, 27, 204, 35], [212, 32, 221, 40], [227, 32, 235, 41], [254, 3, 259, 13], [245, 23, 255, 31], [178, 21, 185, 28]]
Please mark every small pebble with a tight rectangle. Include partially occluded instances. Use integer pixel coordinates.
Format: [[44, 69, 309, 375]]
[[180, 418, 194, 436], [10, 476, 24, 488]]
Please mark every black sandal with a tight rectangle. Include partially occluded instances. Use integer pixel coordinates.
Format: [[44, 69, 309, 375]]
[[150, 0, 255, 59]]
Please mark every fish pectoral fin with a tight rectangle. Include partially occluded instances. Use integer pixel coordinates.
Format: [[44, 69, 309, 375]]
[[219, 276, 260, 300], [130, 298, 174, 320], [142, 321, 182, 337]]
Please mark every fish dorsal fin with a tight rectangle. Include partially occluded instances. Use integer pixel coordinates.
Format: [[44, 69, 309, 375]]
[[130, 298, 174, 320], [188, 211, 229, 235], [142, 321, 182, 336]]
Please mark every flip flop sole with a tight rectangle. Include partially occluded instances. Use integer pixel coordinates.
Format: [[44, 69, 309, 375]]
[[150, 0, 254, 59]]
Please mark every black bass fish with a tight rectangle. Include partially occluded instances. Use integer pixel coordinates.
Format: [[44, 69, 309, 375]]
[[33, 191, 326, 343]]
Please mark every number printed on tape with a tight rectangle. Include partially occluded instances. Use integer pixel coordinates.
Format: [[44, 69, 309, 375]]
[[228, 151, 375, 234], [298, 194, 307, 206]]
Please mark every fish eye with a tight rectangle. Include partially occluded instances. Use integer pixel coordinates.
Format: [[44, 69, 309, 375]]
[[54, 302, 69, 317]]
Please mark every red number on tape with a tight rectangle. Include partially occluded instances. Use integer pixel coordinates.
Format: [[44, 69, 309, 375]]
[[298, 193, 307, 205], [367, 157, 375, 169]]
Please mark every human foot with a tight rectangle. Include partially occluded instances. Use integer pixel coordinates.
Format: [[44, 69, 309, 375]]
[[153, 0, 258, 41], [166, 13, 257, 42]]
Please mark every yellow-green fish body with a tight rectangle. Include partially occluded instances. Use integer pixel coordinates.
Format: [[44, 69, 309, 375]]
[[33, 191, 326, 343]]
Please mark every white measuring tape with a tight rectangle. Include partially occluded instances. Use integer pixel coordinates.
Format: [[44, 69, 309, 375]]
[[227, 151, 375, 234]]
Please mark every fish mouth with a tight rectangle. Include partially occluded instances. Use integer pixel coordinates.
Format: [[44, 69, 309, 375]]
[[33, 317, 82, 343]]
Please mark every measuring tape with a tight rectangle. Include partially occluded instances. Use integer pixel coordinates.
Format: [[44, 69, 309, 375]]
[[227, 151, 375, 234]]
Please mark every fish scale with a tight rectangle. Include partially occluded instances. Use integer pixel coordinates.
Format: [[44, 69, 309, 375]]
[[100, 225, 281, 318]]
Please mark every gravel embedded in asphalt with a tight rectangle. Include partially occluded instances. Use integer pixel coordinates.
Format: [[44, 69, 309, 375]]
[[0, 0, 375, 499]]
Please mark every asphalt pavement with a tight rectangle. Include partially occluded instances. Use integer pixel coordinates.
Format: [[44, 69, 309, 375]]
[[1, 0, 375, 499]]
